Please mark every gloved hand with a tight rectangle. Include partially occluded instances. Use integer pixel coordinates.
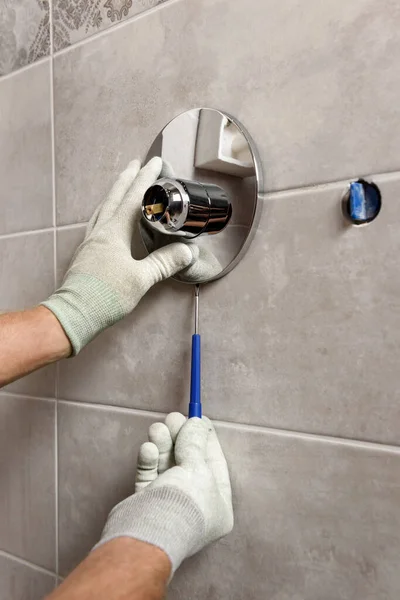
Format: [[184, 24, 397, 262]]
[[41, 158, 198, 355], [96, 413, 234, 576], [140, 225, 223, 284]]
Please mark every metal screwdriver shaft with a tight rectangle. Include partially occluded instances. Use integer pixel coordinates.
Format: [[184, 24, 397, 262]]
[[189, 285, 202, 418], [194, 284, 199, 334]]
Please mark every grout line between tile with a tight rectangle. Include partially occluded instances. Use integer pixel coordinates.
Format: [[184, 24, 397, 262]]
[[49, 0, 54, 57], [57, 222, 88, 231], [1, 168, 400, 241], [49, 30, 60, 576], [56, 406, 400, 453], [212, 418, 400, 454], [2, 390, 400, 452], [0, 165, 399, 240], [0, 549, 57, 579], [57, 398, 168, 420], [2, 391, 400, 451], [50, 89, 56, 231], [0, 56, 50, 82], [53, 0, 182, 58], [0, 223, 88, 242], [0, 228, 54, 241], [49, 36, 58, 285], [261, 167, 400, 199], [52, 226, 57, 289], [0, 391, 55, 403], [54, 392, 59, 577], [52, 396, 400, 454]]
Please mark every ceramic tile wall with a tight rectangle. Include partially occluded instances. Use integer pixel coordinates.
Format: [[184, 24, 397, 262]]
[[52, 0, 168, 50], [1, 0, 400, 597], [0, 553, 56, 600], [0, 62, 52, 235], [0, 0, 50, 76], [0, 0, 171, 76]]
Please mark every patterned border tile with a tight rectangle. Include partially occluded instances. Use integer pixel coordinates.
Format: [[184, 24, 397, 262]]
[[0, 0, 50, 76], [53, 0, 168, 51]]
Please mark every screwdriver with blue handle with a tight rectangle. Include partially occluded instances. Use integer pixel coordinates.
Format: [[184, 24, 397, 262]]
[[188, 284, 202, 418]]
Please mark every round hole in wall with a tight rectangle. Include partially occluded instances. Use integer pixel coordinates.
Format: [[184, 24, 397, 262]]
[[342, 179, 382, 225]]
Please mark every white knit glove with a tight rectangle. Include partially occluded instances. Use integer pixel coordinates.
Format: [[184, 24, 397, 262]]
[[96, 413, 234, 576], [41, 158, 198, 355]]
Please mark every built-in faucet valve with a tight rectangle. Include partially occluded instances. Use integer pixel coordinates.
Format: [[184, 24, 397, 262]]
[[142, 178, 232, 239]]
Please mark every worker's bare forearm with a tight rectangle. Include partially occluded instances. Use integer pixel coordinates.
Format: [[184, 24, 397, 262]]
[[46, 538, 170, 600], [0, 306, 71, 387]]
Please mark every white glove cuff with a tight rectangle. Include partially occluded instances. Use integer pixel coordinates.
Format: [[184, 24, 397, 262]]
[[42, 273, 124, 355], [94, 486, 205, 576]]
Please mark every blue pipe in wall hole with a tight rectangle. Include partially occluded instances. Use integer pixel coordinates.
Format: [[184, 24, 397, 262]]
[[345, 179, 382, 225]]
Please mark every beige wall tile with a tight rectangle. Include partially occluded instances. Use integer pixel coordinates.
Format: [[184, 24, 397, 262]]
[[57, 402, 400, 598], [0, 0, 50, 76], [54, 0, 400, 225], [6, 366, 57, 399], [56, 175, 400, 445], [0, 395, 56, 570], [53, 0, 169, 51], [55, 225, 86, 286], [0, 553, 55, 600], [198, 174, 400, 443], [0, 232, 54, 309], [170, 424, 400, 600], [0, 61, 52, 234], [57, 402, 159, 574]]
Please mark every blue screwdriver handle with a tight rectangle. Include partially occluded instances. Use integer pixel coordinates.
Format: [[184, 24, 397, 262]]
[[189, 333, 202, 418]]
